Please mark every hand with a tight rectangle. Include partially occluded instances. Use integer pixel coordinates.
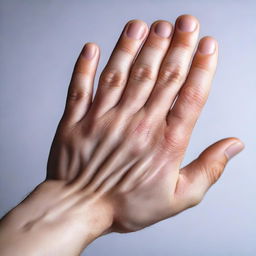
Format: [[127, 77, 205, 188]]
[[0, 14, 244, 256], [47, 14, 244, 233]]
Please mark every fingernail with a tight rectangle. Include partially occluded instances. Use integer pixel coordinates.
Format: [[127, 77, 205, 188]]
[[82, 44, 96, 59], [154, 21, 172, 38], [225, 142, 244, 160], [177, 16, 197, 32], [126, 21, 146, 40], [199, 38, 216, 54]]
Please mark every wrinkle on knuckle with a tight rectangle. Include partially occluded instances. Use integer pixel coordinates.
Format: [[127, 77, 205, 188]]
[[67, 89, 90, 102], [100, 69, 126, 88], [170, 109, 184, 123], [173, 41, 192, 51], [118, 44, 136, 56], [146, 41, 166, 51], [204, 160, 225, 185], [193, 65, 211, 74], [163, 129, 186, 154], [182, 85, 205, 108], [130, 64, 155, 83], [157, 64, 185, 87]]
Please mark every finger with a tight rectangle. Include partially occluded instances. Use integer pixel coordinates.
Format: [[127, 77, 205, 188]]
[[144, 15, 200, 118], [173, 138, 244, 211], [166, 36, 218, 150], [61, 42, 100, 125], [89, 20, 148, 117], [117, 20, 173, 114]]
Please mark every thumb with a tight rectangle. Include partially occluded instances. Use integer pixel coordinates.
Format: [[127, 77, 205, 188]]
[[174, 137, 244, 210]]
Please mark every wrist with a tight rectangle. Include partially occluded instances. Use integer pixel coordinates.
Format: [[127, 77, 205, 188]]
[[0, 180, 113, 255]]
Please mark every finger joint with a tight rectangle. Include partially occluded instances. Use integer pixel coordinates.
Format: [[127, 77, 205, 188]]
[[157, 63, 186, 87], [130, 64, 156, 83], [99, 68, 126, 88]]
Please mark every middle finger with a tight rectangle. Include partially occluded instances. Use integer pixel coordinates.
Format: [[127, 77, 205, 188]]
[[117, 20, 173, 114], [144, 15, 200, 118]]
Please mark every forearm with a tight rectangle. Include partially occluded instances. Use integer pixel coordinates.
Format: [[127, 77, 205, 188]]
[[0, 180, 113, 256]]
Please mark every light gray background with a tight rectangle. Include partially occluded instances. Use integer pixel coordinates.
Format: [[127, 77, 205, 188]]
[[0, 0, 255, 255]]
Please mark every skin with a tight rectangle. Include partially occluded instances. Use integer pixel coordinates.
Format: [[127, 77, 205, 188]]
[[0, 15, 244, 255]]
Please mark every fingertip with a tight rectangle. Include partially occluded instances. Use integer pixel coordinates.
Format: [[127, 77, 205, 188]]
[[81, 42, 99, 60], [126, 19, 148, 30], [217, 137, 245, 149], [224, 138, 245, 160], [198, 36, 218, 55], [176, 14, 200, 32], [177, 14, 200, 24], [198, 137, 244, 160]]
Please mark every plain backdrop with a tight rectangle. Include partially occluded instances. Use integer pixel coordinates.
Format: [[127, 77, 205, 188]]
[[0, 0, 256, 255]]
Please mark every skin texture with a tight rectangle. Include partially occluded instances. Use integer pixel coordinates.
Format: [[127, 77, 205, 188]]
[[0, 15, 244, 255]]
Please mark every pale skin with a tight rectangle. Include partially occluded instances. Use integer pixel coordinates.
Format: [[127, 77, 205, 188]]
[[0, 15, 244, 255]]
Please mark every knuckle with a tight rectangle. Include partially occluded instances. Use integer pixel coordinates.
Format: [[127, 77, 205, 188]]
[[127, 119, 153, 156], [116, 183, 130, 195], [193, 65, 211, 74], [188, 191, 203, 207], [157, 64, 185, 87], [163, 129, 186, 154], [173, 40, 193, 50], [130, 64, 155, 83], [99, 68, 126, 87], [130, 139, 149, 156], [118, 44, 136, 56], [182, 85, 206, 108], [67, 89, 90, 102], [205, 160, 226, 184], [146, 39, 168, 51]]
